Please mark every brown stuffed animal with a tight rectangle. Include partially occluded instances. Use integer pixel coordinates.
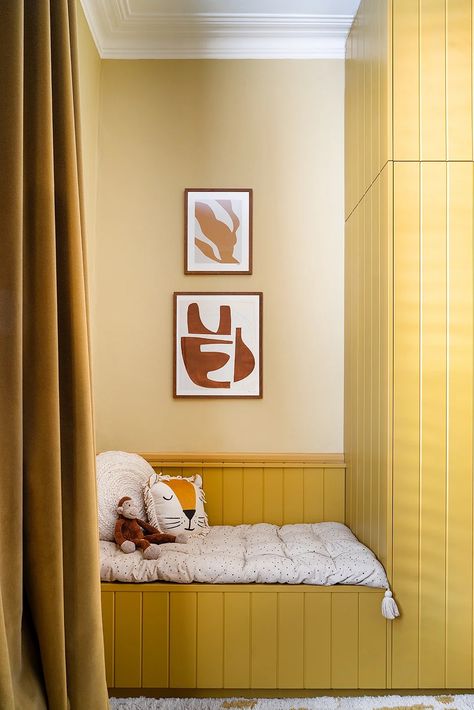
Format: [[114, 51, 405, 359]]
[[114, 496, 177, 560]]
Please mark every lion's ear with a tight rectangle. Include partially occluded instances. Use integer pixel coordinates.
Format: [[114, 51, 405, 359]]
[[193, 474, 203, 488]]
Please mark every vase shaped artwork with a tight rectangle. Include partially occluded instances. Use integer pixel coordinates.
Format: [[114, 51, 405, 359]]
[[174, 293, 262, 398]]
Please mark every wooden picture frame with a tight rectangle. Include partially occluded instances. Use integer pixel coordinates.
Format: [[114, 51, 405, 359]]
[[174, 292, 262, 398], [184, 189, 253, 274]]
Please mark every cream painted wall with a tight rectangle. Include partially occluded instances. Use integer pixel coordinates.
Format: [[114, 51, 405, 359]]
[[93, 59, 344, 453], [76, 2, 101, 334]]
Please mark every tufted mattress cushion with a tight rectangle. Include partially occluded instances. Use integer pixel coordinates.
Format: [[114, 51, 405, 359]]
[[100, 522, 389, 588]]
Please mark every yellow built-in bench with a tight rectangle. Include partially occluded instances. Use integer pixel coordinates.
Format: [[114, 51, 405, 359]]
[[101, 454, 389, 693]]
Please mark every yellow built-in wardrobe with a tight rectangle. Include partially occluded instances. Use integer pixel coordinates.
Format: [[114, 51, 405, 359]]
[[345, 0, 474, 689]]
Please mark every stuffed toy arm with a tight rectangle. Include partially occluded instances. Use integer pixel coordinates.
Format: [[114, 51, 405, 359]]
[[114, 518, 136, 553], [136, 518, 160, 535]]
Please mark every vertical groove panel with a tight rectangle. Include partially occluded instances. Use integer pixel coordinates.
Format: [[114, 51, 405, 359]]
[[364, 188, 373, 547], [251, 593, 277, 688], [419, 0, 446, 159], [101, 591, 114, 688], [283, 468, 304, 524], [304, 593, 331, 688], [446, 0, 472, 159], [446, 162, 473, 686], [331, 593, 359, 688], [202, 467, 223, 525], [243, 467, 263, 524], [170, 593, 197, 688], [224, 593, 250, 688], [379, 0, 392, 167], [419, 162, 447, 687], [277, 593, 304, 688], [371, 176, 381, 558], [346, 25, 354, 217], [379, 163, 393, 573], [347, 210, 354, 531], [263, 468, 284, 525], [303, 468, 324, 523], [392, 162, 421, 687], [323, 468, 345, 523], [115, 592, 142, 688], [364, 1, 373, 193], [142, 592, 169, 688], [357, 201, 365, 540], [164, 466, 183, 476], [393, 0, 420, 159], [223, 468, 243, 525], [197, 593, 224, 688], [358, 593, 387, 688], [357, 11, 365, 207]]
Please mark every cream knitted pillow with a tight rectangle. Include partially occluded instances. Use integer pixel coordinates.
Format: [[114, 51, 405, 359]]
[[96, 451, 154, 541]]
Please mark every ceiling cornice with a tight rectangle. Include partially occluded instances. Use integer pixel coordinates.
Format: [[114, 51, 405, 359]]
[[80, 0, 352, 59]]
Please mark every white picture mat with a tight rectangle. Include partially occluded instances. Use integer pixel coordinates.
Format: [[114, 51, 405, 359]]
[[175, 293, 261, 396], [186, 191, 250, 272]]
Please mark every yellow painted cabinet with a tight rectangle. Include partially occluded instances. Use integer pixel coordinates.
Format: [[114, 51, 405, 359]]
[[346, 0, 474, 690], [102, 586, 387, 691]]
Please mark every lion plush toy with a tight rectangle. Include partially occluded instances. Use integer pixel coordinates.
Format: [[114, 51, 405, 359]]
[[114, 496, 178, 560]]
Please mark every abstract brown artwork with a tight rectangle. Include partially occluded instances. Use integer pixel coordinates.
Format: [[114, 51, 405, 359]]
[[185, 190, 252, 274], [174, 293, 262, 398]]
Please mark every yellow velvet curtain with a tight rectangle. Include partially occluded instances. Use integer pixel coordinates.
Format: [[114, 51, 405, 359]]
[[0, 1, 108, 708]]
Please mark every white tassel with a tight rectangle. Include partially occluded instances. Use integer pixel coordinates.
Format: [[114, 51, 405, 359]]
[[382, 589, 400, 620]]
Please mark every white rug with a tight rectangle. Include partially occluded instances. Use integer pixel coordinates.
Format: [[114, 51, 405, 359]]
[[110, 695, 474, 710]]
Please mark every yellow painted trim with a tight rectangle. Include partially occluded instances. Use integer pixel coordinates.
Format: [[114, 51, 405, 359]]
[[109, 688, 474, 698], [101, 582, 384, 593], [139, 452, 346, 467]]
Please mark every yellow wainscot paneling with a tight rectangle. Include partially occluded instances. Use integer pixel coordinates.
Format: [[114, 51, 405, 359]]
[[282, 468, 304, 524], [304, 593, 331, 689], [358, 593, 386, 689], [446, 0, 472, 160], [303, 468, 324, 523], [445, 162, 473, 687], [142, 592, 169, 688], [197, 592, 224, 688], [392, 162, 421, 688], [346, 0, 474, 692], [277, 593, 304, 689], [201, 467, 223, 525], [419, 162, 447, 687], [393, 0, 420, 159], [331, 593, 359, 689], [378, 163, 392, 574], [370, 176, 380, 559], [263, 468, 284, 525], [251, 592, 278, 688], [222, 467, 244, 525], [223, 593, 250, 689], [115, 592, 142, 688], [356, 200, 365, 543], [419, 0, 446, 160], [170, 592, 197, 688], [101, 591, 114, 688], [243, 467, 263, 524], [323, 468, 345, 523]]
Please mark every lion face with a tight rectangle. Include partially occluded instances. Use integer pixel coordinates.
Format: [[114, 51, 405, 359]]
[[144, 473, 208, 535]]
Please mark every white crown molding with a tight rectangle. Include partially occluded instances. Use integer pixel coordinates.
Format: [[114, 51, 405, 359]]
[[80, 0, 353, 59]]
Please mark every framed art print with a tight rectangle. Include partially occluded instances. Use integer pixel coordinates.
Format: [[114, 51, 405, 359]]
[[185, 189, 252, 274], [174, 292, 262, 398]]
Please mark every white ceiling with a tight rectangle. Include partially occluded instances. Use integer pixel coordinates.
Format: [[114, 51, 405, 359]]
[[80, 0, 361, 59]]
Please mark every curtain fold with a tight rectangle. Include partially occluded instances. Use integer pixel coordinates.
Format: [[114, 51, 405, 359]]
[[0, 1, 109, 707]]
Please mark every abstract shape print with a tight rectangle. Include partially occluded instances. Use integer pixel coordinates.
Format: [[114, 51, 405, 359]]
[[185, 190, 252, 274], [174, 293, 262, 398]]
